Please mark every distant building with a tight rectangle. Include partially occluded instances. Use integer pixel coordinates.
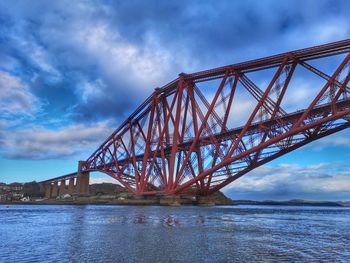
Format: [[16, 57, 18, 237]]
[[0, 182, 44, 201], [0, 183, 10, 191], [0, 194, 11, 201], [11, 193, 24, 200], [9, 183, 23, 191]]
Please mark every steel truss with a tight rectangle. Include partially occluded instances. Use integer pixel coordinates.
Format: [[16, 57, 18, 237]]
[[82, 39, 350, 196]]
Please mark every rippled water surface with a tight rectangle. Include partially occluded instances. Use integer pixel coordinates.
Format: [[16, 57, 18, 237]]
[[1, 205, 350, 262]]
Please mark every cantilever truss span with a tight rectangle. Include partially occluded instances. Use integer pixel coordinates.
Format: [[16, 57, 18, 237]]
[[81, 39, 350, 196]]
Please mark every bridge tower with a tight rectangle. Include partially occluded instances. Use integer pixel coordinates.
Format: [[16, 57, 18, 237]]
[[77, 161, 90, 195]]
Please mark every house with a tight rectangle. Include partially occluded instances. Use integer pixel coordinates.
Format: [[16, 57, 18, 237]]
[[21, 196, 31, 202], [0, 183, 10, 191], [9, 183, 23, 191]]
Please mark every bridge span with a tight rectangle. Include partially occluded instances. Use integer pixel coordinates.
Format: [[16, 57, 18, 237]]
[[40, 39, 350, 199]]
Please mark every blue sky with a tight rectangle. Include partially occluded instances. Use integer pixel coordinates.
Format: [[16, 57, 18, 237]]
[[0, 0, 350, 200]]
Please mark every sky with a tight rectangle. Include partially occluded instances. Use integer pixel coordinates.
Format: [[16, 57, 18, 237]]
[[0, 0, 350, 200]]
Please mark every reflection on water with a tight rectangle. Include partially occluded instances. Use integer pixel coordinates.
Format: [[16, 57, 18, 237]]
[[163, 215, 181, 227], [1, 205, 350, 262], [134, 214, 146, 224]]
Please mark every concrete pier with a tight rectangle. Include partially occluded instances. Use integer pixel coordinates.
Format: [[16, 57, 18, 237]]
[[39, 183, 45, 194], [76, 176, 82, 193], [40, 161, 90, 198], [77, 173, 90, 195], [196, 196, 216, 206], [51, 182, 58, 198], [59, 180, 66, 196], [77, 161, 89, 196], [159, 195, 181, 206], [82, 173, 90, 195], [45, 183, 51, 198], [68, 178, 75, 194], [76, 173, 89, 195]]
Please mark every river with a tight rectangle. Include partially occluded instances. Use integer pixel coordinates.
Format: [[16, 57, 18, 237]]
[[1, 205, 349, 262]]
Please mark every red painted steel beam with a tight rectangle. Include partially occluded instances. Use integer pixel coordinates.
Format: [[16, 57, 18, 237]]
[[42, 39, 350, 197], [92, 98, 350, 166], [172, 108, 350, 194], [88, 39, 350, 162]]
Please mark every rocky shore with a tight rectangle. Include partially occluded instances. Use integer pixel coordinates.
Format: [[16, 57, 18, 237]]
[[2, 182, 349, 207], [1, 192, 233, 206], [1, 182, 234, 206]]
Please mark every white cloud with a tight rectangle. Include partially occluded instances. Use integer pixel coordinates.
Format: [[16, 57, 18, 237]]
[[305, 129, 350, 151], [44, 19, 179, 102], [283, 17, 350, 49], [90, 176, 117, 184], [82, 24, 165, 82], [29, 45, 61, 78], [306, 18, 349, 44], [224, 163, 350, 195], [0, 121, 114, 160], [0, 71, 40, 117], [80, 78, 106, 103]]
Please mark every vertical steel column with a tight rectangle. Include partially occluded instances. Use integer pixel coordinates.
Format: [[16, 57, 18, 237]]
[[167, 75, 185, 192]]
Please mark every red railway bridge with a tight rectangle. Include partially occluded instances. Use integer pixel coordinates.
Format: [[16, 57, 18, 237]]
[[41, 39, 350, 200]]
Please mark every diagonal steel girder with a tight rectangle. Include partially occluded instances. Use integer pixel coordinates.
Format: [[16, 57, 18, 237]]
[[75, 39, 350, 196]]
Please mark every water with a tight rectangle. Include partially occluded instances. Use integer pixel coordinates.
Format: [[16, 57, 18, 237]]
[[1, 205, 349, 263]]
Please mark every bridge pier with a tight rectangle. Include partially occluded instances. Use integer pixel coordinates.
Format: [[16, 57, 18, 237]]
[[81, 173, 90, 195], [196, 196, 215, 206], [76, 175, 82, 194], [76, 173, 89, 195], [45, 183, 51, 198], [59, 180, 66, 196], [76, 161, 90, 196], [68, 178, 75, 194], [159, 195, 181, 206], [51, 182, 58, 198], [39, 183, 45, 194]]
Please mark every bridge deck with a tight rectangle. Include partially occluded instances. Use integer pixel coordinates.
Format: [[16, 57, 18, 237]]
[[39, 172, 78, 184]]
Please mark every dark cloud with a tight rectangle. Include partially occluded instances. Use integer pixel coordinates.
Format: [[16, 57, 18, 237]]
[[1, 0, 349, 123], [0, 0, 350, 162], [0, 121, 114, 160]]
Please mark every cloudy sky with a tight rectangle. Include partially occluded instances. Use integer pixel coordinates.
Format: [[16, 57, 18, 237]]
[[1, 0, 350, 200]]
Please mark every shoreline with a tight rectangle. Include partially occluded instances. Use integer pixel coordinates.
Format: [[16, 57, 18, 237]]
[[1, 200, 348, 207], [0, 201, 230, 206], [0, 196, 232, 206]]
